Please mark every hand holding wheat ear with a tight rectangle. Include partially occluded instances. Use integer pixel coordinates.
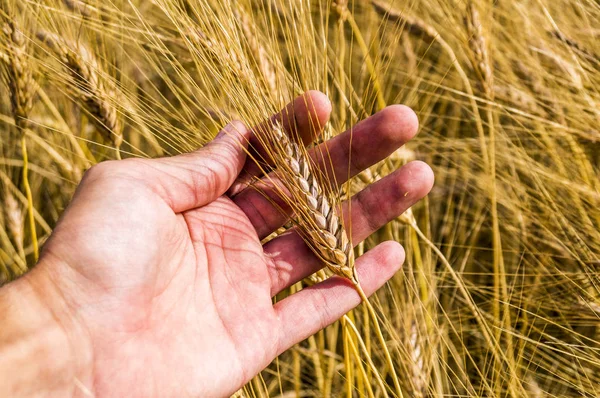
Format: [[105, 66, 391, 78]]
[[0, 91, 433, 397]]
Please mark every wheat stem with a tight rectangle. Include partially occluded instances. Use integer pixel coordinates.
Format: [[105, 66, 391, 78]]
[[323, 321, 340, 398], [307, 334, 326, 395], [341, 318, 353, 398], [342, 315, 378, 398], [353, 283, 403, 397], [20, 136, 38, 262], [292, 348, 301, 398]]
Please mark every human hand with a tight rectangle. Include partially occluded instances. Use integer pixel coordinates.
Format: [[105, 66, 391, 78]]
[[0, 91, 433, 397]]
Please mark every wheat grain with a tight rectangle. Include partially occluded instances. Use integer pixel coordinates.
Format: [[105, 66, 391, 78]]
[[531, 45, 583, 88], [36, 31, 123, 149], [271, 122, 355, 281], [184, 27, 250, 83], [530, 44, 600, 122]]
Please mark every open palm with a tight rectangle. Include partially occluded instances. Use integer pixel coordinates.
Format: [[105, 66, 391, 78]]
[[35, 92, 433, 397]]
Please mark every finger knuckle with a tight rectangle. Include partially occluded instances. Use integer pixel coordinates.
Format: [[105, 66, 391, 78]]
[[82, 161, 117, 183]]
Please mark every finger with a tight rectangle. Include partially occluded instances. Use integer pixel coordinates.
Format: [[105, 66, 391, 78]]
[[273, 241, 404, 355], [228, 90, 332, 196], [265, 160, 434, 297], [235, 105, 419, 239], [139, 121, 251, 213]]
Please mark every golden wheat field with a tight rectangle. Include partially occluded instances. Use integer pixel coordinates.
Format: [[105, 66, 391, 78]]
[[1, 0, 599, 396]]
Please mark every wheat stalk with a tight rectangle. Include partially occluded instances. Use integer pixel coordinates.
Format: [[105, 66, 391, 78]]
[[36, 31, 123, 151], [271, 121, 406, 396]]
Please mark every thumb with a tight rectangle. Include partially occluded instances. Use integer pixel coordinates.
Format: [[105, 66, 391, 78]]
[[146, 121, 250, 212]]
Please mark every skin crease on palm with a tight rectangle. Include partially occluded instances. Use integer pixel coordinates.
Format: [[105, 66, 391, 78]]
[[0, 91, 434, 397]]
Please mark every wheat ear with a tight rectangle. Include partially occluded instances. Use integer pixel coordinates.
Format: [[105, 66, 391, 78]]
[[272, 123, 356, 281], [2, 21, 35, 132], [550, 29, 599, 64], [36, 31, 123, 153], [464, 2, 493, 99]]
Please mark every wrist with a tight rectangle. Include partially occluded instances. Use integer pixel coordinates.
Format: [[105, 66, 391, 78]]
[[0, 259, 93, 397]]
